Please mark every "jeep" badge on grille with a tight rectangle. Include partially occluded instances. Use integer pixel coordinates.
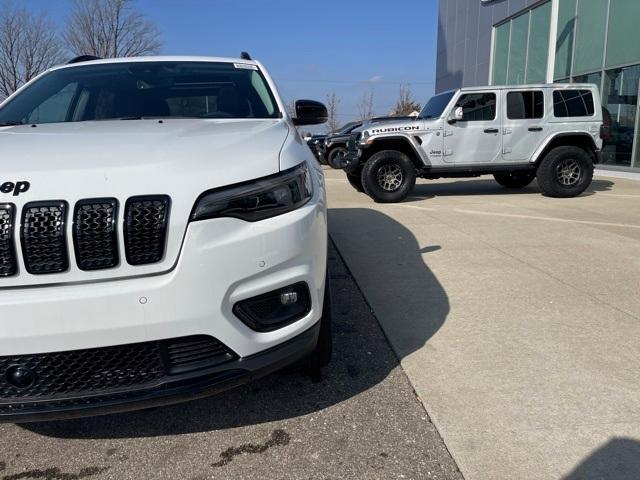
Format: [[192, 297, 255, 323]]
[[0, 181, 30, 196]]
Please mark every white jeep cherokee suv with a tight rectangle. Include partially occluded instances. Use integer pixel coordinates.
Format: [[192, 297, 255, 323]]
[[342, 84, 604, 202], [0, 55, 330, 421]]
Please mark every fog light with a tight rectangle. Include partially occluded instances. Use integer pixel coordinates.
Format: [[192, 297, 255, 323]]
[[280, 291, 298, 305], [233, 283, 311, 332]]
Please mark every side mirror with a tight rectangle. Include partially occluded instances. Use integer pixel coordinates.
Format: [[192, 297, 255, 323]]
[[448, 106, 464, 124], [292, 100, 328, 126]]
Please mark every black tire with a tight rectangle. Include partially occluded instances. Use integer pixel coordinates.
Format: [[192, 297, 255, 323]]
[[327, 147, 348, 169], [361, 150, 417, 203], [306, 272, 333, 369], [494, 172, 536, 189], [536, 146, 594, 198], [346, 172, 364, 192]]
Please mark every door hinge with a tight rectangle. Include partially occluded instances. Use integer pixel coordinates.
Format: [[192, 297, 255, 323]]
[[444, 130, 453, 137], [503, 147, 513, 154], [444, 149, 453, 156], [503, 128, 513, 135]]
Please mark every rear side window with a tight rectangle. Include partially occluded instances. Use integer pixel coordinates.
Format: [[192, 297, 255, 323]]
[[507, 91, 544, 119], [553, 90, 594, 117], [456, 93, 496, 121]]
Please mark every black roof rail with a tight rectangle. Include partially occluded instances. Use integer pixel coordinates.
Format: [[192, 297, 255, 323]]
[[67, 55, 102, 64], [240, 51, 252, 60]]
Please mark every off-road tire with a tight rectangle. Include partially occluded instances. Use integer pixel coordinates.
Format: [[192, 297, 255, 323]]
[[536, 146, 594, 198], [361, 150, 416, 203], [494, 172, 536, 189], [327, 147, 348, 169], [346, 172, 364, 192]]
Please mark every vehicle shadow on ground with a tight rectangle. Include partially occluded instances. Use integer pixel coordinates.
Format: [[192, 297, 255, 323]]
[[328, 208, 450, 359], [406, 178, 614, 201], [563, 438, 640, 480], [24, 217, 448, 439]]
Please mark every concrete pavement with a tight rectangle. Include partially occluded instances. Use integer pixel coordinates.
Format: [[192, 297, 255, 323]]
[[326, 169, 640, 480]]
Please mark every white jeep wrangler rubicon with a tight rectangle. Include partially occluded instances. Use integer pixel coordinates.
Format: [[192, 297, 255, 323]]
[[342, 84, 604, 202], [0, 55, 330, 421]]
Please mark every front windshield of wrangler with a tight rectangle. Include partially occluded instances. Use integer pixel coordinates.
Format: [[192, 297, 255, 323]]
[[0, 61, 281, 125], [419, 91, 455, 119]]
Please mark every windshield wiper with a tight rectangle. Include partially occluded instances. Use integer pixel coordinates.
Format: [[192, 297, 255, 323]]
[[0, 120, 25, 126]]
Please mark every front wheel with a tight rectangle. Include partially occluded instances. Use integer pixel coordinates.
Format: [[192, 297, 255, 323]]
[[494, 172, 536, 189], [327, 147, 348, 169], [361, 150, 416, 203], [536, 146, 594, 198]]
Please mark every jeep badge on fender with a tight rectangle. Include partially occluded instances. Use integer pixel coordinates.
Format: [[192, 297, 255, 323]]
[[0, 181, 30, 196]]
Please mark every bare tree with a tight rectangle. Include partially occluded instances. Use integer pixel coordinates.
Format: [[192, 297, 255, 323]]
[[0, 1, 64, 99], [325, 92, 340, 132], [391, 84, 422, 116], [64, 0, 162, 58], [357, 90, 375, 121]]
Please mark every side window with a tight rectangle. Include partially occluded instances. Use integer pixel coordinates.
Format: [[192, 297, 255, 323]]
[[455, 93, 496, 121], [507, 91, 544, 119], [26, 83, 78, 124], [553, 90, 595, 117]]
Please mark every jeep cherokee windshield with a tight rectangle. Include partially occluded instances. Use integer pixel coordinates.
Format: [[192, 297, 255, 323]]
[[0, 61, 281, 125]]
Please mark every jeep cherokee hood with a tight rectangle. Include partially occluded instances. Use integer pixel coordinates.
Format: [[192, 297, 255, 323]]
[[0, 118, 290, 287]]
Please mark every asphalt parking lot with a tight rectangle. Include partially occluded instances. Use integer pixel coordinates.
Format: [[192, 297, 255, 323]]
[[0, 242, 462, 480], [326, 168, 640, 480]]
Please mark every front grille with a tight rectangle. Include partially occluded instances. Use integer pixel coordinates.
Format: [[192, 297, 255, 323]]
[[166, 336, 237, 374], [1, 194, 173, 278], [20, 201, 69, 274], [0, 204, 17, 277], [0, 336, 237, 401], [73, 198, 119, 271], [124, 195, 170, 266], [347, 132, 360, 153]]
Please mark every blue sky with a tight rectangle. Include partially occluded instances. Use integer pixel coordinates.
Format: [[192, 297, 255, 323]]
[[22, 0, 439, 128]]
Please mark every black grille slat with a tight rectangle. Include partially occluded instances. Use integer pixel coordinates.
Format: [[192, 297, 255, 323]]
[[0, 336, 237, 401], [124, 195, 170, 266], [21, 201, 69, 275], [0, 204, 17, 277], [166, 336, 237, 373], [73, 198, 119, 271]]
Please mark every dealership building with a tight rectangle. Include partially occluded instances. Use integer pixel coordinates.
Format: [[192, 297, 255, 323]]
[[436, 0, 640, 169]]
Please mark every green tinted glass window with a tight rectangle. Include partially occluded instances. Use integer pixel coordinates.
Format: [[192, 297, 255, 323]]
[[554, 0, 576, 79], [573, 0, 606, 74], [573, 72, 602, 92], [492, 23, 510, 85], [606, 0, 640, 68], [526, 3, 551, 83], [507, 13, 529, 84]]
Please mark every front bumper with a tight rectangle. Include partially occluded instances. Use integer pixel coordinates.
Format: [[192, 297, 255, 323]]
[[0, 195, 327, 359], [0, 322, 320, 423], [343, 148, 363, 173], [0, 176, 327, 420]]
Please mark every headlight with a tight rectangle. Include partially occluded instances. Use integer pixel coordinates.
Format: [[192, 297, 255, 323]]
[[190, 163, 313, 222]]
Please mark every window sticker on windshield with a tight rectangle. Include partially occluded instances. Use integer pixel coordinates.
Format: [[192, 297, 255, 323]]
[[234, 63, 258, 70]]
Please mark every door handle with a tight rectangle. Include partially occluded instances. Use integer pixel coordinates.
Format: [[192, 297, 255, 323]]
[[528, 127, 543, 132], [484, 128, 499, 134]]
